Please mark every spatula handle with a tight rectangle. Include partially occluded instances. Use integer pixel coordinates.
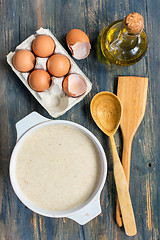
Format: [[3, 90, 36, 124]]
[[116, 138, 133, 227], [109, 135, 137, 236]]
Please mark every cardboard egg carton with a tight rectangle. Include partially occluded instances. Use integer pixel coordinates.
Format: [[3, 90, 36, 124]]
[[7, 28, 92, 118]]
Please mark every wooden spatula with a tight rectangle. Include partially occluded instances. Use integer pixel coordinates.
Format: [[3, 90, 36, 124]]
[[116, 76, 148, 227]]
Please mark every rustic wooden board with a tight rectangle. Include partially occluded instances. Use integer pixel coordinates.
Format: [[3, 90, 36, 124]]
[[0, 0, 159, 239]]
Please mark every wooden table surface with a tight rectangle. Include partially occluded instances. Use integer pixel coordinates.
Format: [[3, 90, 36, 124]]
[[0, 0, 159, 239]]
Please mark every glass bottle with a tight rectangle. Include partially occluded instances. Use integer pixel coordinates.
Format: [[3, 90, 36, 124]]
[[101, 13, 148, 66]]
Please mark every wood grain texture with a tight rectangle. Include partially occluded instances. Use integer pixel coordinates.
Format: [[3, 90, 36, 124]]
[[116, 76, 148, 226], [0, 0, 159, 239]]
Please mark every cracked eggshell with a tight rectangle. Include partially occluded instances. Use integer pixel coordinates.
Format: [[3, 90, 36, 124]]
[[62, 74, 87, 97], [66, 29, 91, 60], [7, 28, 92, 118]]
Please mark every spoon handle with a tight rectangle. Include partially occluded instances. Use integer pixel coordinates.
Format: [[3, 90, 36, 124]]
[[116, 137, 133, 227], [109, 135, 137, 236]]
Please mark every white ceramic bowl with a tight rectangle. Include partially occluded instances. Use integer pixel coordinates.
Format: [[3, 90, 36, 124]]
[[10, 112, 107, 225]]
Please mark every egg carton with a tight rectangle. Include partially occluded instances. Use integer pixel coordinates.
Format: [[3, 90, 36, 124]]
[[7, 28, 92, 118]]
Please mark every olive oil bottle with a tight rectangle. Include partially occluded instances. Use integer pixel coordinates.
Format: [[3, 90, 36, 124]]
[[101, 13, 148, 66]]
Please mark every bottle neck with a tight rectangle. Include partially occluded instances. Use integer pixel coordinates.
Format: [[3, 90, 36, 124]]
[[107, 21, 142, 53], [119, 20, 142, 40]]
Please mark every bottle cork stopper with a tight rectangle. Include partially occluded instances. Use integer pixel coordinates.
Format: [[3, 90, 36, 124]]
[[124, 13, 144, 34]]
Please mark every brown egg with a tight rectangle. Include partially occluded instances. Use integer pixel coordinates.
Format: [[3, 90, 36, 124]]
[[28, 69, 51, 92], [47, 54, 71, 77], [66, 29, 91, 60], [62, 74, 87, 97], [12, 49, 35, 72], [32, 35, 55, 57]]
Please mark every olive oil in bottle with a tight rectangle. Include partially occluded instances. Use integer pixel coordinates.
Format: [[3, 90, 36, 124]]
[[101, 13, 148, 66]]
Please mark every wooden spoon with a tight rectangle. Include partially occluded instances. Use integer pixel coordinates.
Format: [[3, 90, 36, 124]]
[[90, 91, 137, 236]]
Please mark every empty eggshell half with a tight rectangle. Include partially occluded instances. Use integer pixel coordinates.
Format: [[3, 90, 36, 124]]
[[62, 74, 87, 97], [66, 29, 91, 60]]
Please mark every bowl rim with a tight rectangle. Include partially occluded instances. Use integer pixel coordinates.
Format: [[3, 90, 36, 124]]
[[10, 120, 107, 218]]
